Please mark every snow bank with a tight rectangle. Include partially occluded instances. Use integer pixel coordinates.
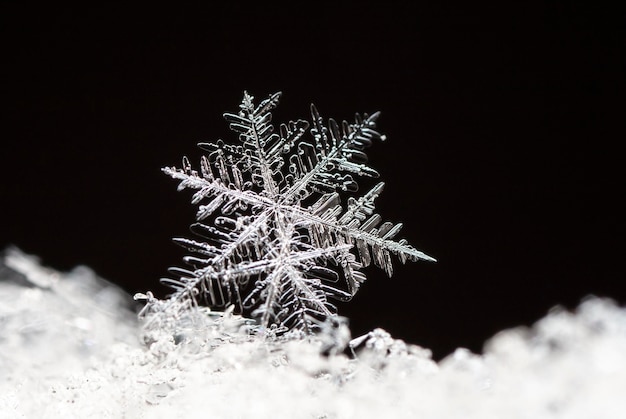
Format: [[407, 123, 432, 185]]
[[1, 247, 625, 418]]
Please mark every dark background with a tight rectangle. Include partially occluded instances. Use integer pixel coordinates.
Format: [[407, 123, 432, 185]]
[[1, 2, 624, 360]]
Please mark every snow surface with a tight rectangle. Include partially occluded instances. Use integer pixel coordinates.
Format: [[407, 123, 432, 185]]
[[1, 247, 625, 418]]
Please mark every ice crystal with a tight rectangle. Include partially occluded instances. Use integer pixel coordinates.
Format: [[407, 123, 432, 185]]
[[138, 91, 435, 335]]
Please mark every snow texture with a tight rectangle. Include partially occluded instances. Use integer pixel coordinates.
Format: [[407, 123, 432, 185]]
[[143, 91, 435, 335], [2, 247, 626, 419]]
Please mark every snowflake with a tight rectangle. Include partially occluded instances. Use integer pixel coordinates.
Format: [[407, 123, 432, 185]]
[[138, 91, 435, 335]]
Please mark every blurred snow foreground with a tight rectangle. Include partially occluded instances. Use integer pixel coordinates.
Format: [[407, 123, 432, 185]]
[[1, 247, 625, 419]]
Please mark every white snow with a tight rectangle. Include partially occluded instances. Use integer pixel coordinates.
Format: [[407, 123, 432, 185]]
[[1, 247, 625, 418]]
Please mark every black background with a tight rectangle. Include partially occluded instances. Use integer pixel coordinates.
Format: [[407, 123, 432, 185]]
[[1, 2, 624, 360]]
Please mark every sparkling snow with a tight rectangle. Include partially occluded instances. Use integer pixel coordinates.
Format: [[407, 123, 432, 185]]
[[1, 247, 625, 418]]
